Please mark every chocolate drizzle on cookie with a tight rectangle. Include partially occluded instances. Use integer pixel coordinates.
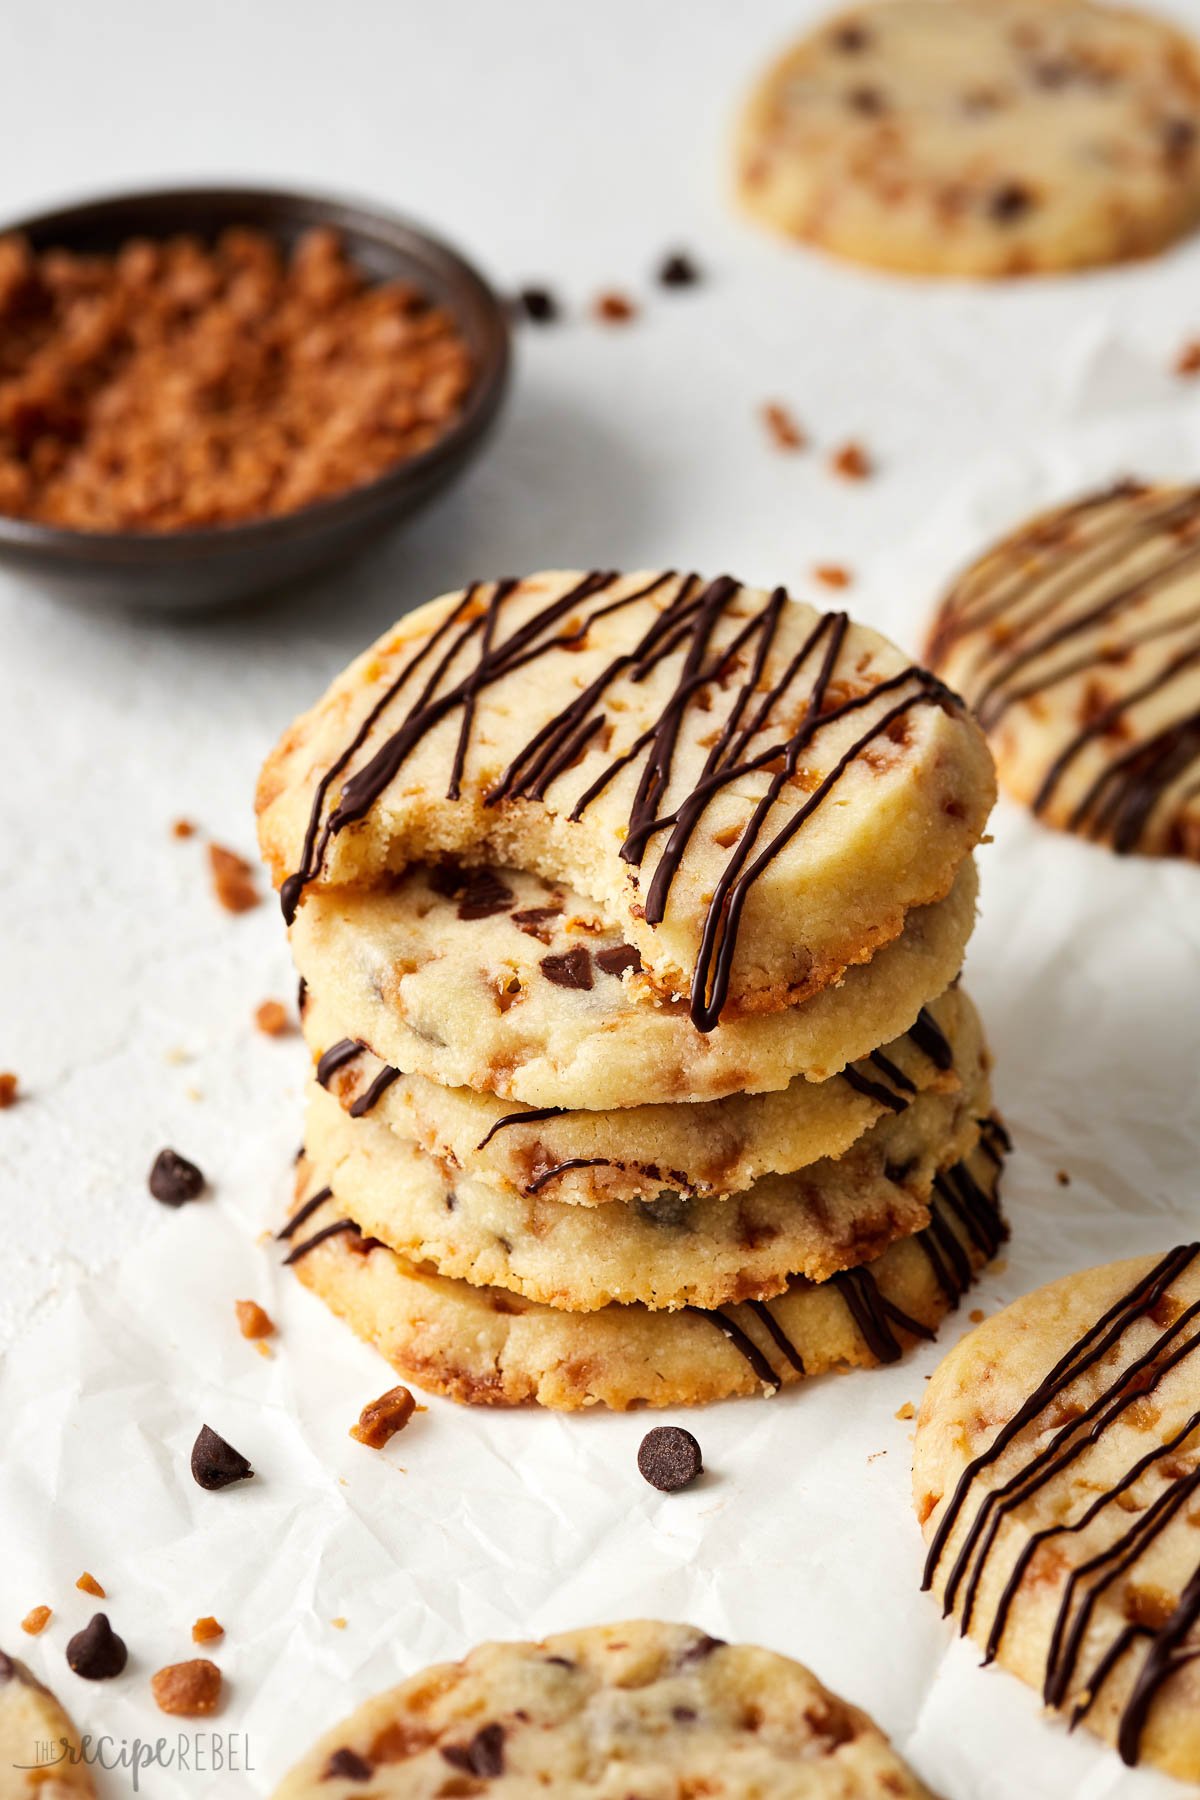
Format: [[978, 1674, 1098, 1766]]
[[929, 483, 1200, 857], [281, 571, 961, 1027], [922, 1241, 1200, 1768]]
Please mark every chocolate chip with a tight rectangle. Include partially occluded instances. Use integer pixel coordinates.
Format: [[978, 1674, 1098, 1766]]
[[428, 860, 464, 897], [324, 1747, 373, 1780], [832, 22, 869, 51], [541, 947, 593, 990], [545, 1655, 576, 1669], [190, 1424, 254, 1491], [512, 905, 563, 940], [594, 943, 641, 977], [637, 1425, 703, 1492], [846, 84, 886, 115], [515, 287, 559, 324], [297, 976, 309, 1016], [440, 1722, 506, 1777], [1164, 118, 1197, 166], [672, 1705, 698, 1722], [0, 1650, 14, 1682], [636, 1192, 691, 1229], [457, 870, 515, 920], [988, 181, 1035, 222], [66, 1614, 127, 1681], [680, 1632, 726, 1663], [148, 1148, 206, 1207], [658, 252, 701, 288]]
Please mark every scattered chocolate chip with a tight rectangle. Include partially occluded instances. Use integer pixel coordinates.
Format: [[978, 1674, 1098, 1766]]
[[151, 1658, 222, 1717], [324, 1746, 373, 1781], [658, 251, 701, 288], [594, 290, 637, 324], [637, 1424, 703, 1492], [832, 21, 869, 51], [148, 1148, 206, 1207], [541, 947, 593, 990], [457, 869, 515, 920], [66, 1614, 127, 1680], [441, 1723, 506, 1778], [190, 1424, 254, 1491], [846, 84, 886, 115], [0, 1650, 13, 1682], [350, 1385, 417, 1449], [595, 943, 642, 977], [515, 287, 559, 324], [988, 181, 1034, 222]]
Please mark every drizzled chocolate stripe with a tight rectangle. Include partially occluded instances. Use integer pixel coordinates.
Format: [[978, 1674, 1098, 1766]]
[[840, 1064, 909, 1113], [283, 1218, 359, 1264], [686, 1304, 779, 1390], [908, 1006, 953, 1071], [316, 1039, 364, 1086], [281, 570, 961, 1028], [475, 1106, 565, 1151], [348, 1065, 401, 1118], [276, 1187, 331, 1240], [526, 1157, 609, 1194]]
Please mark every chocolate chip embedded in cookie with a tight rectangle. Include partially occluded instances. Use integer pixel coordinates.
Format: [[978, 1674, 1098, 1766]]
[[926, 482, 1200, 861], [271, 1619, 936, 1797], [914, 1245, 1200, 1781], [737, 0, 1200, 276], [257, 570, 992, 1029]]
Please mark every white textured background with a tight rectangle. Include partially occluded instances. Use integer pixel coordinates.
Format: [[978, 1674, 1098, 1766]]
[[2, 2, 1200, 1795]]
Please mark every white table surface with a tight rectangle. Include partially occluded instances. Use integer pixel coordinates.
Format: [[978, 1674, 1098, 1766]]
[[3, 3, 1200, 1795]]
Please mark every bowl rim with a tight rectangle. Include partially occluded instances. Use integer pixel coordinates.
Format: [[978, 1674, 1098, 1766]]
[[0, 181, 511, 564]]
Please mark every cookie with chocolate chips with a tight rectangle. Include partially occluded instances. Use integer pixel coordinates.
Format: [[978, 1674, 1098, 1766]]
[[738, 0, 1200, 276], [271, 1619, 936, 1795], [0, 1651, 95, 1794]]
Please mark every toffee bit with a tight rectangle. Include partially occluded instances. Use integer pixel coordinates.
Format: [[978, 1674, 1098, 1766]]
[[234, 1299, 275, 1340], [894, 1401, 916, 1421], [812, 563, 853, 589], [150, 1659, 222, 1717], [171, 818, 196, 839], [253, 999, 290, 1037], [190, 1424, 254, 1491], [637, 1425, 703, 1492], [76, 1572, 105, 1598], [761, 401, 806, 451], [21, 1606, 51, 1636], [350, 1385, 418, 1449], [66, 1613, 127, 1680], [192, 1617, 224, 1644], [829, 440, 873, 481], [0, 1072, 17, 1108], [148, 1147, 206, 1207], [1174, 339, 1200, 377], [208, 843, 260, 914], [594, 290, 637, 324]]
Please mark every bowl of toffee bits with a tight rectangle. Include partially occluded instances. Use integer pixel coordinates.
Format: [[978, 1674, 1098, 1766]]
[[0, 186, 510, 610]]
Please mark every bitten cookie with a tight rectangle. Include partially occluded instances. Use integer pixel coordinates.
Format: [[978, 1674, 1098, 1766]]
[[289, 860, 977, 1110], [914, 1245, 1200, 1782], [926, 481, 1200, 859], [0, 1652, 94, 1796], [737, 0, 1200, 277], [258, 570, 992, 1028], [304, 982, 976, 1207], [282, 1118, 1006, 1409], [272, 1619, 937, 1797]]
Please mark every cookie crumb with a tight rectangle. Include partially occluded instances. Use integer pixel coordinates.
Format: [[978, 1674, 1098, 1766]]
[[969, 1307, 986, 1323], [149, 1147, 206, 1207], [21, 1606, 51, 1636], [171, 818, 196, 839], [761, 402, 806, 451], [208, 844, 259, 914], [812, 563, 852, 588], [192, 1617, 224, 1645], [894, 1401, 915, 1421], [151, 1659, 222, 1717], [234, 1299, 275, 1340], [330, 1617, 347, 1631], [66, 1613, 127, 1680], [830, 440, 872, 480], [637, 1425, 703, 1492], [515, 287, 559, 324], [1056, 1169, 1071, 1187], [190, 1424, 254, 1491], [594, 291, 637, 324], [658, 251, 701, 288], [0, 1072, 19, 1108], [351, 1385, 417, 1449], [253, 1000, 290, 1037], [76, 1573, 105, 1599]]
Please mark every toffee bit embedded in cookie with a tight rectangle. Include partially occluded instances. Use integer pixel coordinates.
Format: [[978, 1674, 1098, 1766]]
[[658, 251, 702, 288], [190, 1424, 254, 1491], [148, 1147, 206, 1207], [209, 843, 259, 913], [638, 1425, 704, 1491], [350, 1384, 417, 1448], [66, 1613, 127, 1680], [514, 286, 559, 324], [20, 1606, 51, 1636], [150, 1658, 222, 1717]]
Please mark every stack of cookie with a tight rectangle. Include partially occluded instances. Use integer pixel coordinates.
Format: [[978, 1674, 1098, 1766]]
[[257, 569, 1004, 1410]]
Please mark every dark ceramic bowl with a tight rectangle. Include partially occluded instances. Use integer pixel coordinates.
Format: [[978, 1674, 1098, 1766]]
[[0, 186, 511, 611]]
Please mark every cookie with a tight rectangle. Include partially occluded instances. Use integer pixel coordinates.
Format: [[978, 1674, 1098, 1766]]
[[914, 1245, 1200, 1781], [257, 570, 993, 1028], [282, 1118, 1006, 1408], [289, 859, 977, 1111], [737, 0, 1200, 278], [302, 1032, 989, 1308], [0, 1651, 94, 1796], [926, 481, 1200, 859], [272, 1619, 936, 1797], [304, 982, 976, 1207]]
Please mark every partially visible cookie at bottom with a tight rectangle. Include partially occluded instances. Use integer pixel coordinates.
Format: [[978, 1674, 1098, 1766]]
[[271, 1618, 938, 1797], [0, 1652, 94, 1796], [282, 1119, 1007, 1409]]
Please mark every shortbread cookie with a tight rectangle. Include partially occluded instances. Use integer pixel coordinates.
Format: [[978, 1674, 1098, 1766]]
[[282, 1118, 1006, 1408], [914, 1245, 1200, 1781], [290, 859, 977, 1110], [0, 1652, 94, 1796], [737, 0, 1200, 277], [304, 982, 977, 1206], [272, 1619, 936, 1798], [927, 481, 1200, 859], [257, 571, 993, 1027], [303, 1028, 988, 1308]]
